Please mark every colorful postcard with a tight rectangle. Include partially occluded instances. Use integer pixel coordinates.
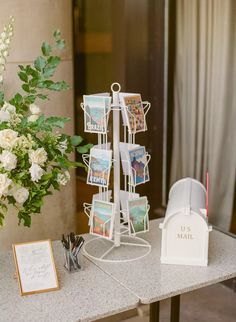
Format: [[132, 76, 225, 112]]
[[128, 197, 149, 235], [87, 148, 112, 187], [90, 200, 115, 239], [83, 95, 110, 133], [120, 190, 139, 221], [122, 94, 145, 133], [128, 146, 150, 185], [119, 142, 140, 176]]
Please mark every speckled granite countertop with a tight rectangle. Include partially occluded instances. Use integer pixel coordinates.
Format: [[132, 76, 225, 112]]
[[1, 219, 235, 321], [85, 219, 236, 304], [0, 241, 138, 322]]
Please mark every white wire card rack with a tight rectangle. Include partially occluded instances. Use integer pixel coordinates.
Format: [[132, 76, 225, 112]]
[[81, 82, 152, 263]]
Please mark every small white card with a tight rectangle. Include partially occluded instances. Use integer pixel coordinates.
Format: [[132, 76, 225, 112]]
[[13, 240, 59, 296]]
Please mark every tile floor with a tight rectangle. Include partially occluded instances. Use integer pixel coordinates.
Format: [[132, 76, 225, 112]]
[[97, 283, 236, 322]]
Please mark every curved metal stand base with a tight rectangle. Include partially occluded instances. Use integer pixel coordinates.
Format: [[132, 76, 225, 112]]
[[83, 235, 151, 263]]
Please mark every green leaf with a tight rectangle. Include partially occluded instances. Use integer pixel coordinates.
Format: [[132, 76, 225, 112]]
[[0, 213, 4, 226], [41, 173, 53, 181], [0, 92, 5, 106], [41, 42, 52, 56], [56, 39, 65, 49], [47, 56, 60, 67], [46, 116, 70, 128], [24, 95, 36, 104], [18, 71, 28, 82], [42, 67, 55, 78], [53, 29, 61, 40], [71, 135, 83, 146], [77, 144, 93, 154], [48, 81, 69, 91], [37, 93, 48, 100], [34, 56, 46, 71], [22, 84, 30, 93], [37, 80, 54, 89], [18, 211, 31, 227]]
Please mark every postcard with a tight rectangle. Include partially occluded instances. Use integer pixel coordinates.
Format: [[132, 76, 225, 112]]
[[87, 148, 112, 187], [119, 92, 138, 126], [127, 197, 149, 235], [121, 94, 146, 133], [90, 200, 115, 239], [120, 190, 140, 221], [128, 146, 150, 185], [83, 95, 111, 133], [119, 142, 140, 175]]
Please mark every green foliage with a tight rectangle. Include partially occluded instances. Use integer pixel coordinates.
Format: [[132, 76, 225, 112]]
[[0, 30, 91, 227]]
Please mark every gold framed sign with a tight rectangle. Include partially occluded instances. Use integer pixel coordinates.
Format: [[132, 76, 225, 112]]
[[12, 240, 59, 296]]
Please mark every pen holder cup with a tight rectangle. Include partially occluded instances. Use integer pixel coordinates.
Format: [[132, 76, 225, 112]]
[[64, 249, 81, 272]]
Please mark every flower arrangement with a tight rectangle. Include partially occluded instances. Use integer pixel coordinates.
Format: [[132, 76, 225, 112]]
[[0, 17, 91, 227]]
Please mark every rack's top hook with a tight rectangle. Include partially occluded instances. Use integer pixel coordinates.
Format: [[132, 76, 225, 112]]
[[111, 82, 121, 93]]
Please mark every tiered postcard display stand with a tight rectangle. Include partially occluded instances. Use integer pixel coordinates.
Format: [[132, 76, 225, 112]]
[[81, 83, 151, 262]]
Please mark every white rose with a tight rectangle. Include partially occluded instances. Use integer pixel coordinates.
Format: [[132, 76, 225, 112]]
[[0, 173, 12, 197], [29, 163, 44, 182], [0, 150, 17, 171], [29, 104, 41, 115], [0, 129, 18, 149], [2, 101, 16, 114], [13, 187, 29, 204], [0, 110, 10, 123], [0, 75, 3, 83], [57, 171, 70, 186], [29, 148, 47, 165], [27, 114, 39, 122]]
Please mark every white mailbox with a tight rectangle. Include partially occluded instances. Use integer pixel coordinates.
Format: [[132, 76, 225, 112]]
[[159, 177, 212, 266]]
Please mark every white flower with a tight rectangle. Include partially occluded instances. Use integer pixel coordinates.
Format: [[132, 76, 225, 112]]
[[0, 129, 18, 149], [0, 110, 10, 123], [0, 75, 3, 83], [29, 148, 47, 165], [27, 114, 39, 122], [29, 163, 44, 182], [16, 134, 34, 150], [57, 171, 70, 186], [2, 101, 16, 114], [0, 173, 12, 197], [29, 103, 41, 115], [13, 187, 29, 204], [0, 150, 17, 171], [1, 32, 6, 39], [58, 139, 67, 154]]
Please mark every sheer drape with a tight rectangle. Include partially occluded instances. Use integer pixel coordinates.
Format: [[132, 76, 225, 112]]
[[170, 0, 236, 229]]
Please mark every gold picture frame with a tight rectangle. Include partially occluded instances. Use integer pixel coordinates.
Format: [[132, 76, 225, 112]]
[[12, 239, 59, 296]]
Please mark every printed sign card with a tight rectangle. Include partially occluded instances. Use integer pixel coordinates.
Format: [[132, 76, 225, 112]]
[[90, 200, 115, 239], [87, 148, 112, 187], [83, 95, 111, 133], [12, 240, 59, 296], [120, 94, 146, 133], [127, 197, 149, 235], [128, 146, 150, 185]]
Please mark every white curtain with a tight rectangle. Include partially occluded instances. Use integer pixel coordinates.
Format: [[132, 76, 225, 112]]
[[170, 0, 236, 230]]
